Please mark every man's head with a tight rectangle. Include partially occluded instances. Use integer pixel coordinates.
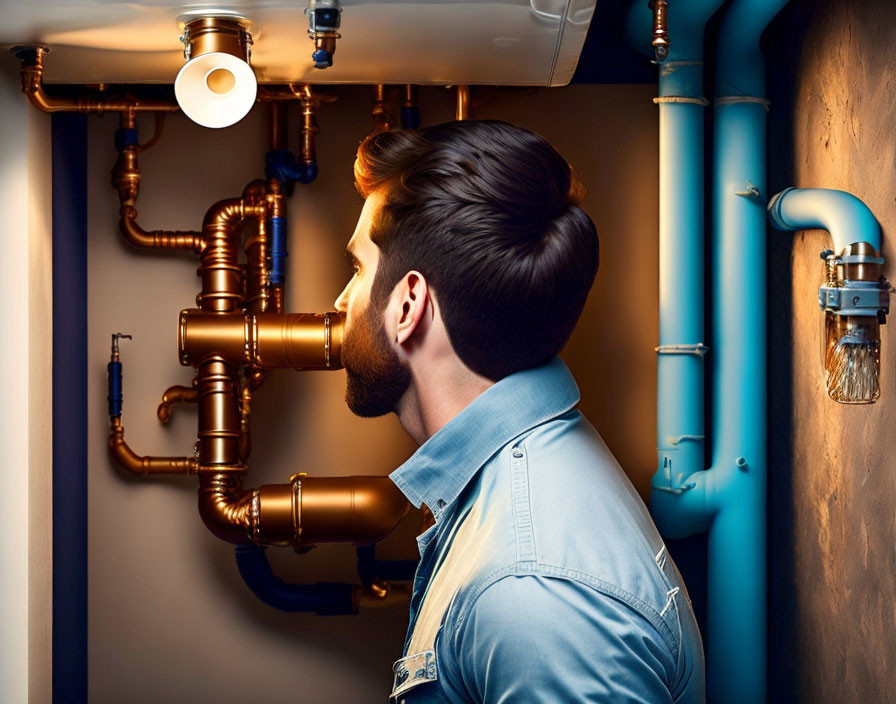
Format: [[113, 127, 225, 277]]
[[335, 119, 599, 418]]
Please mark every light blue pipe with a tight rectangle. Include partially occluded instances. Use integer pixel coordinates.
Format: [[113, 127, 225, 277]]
[[710, 1, 788, 702], [627, 0, 727, 539], [628, 1, 789, 702], [768, 187, 882, 253]]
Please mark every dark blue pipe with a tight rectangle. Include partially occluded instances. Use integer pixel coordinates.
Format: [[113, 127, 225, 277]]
[[114, 127, 138, 152], [107, 360, 123, 418], [400, 106, 420, 130], [269, 215, 287, 286], [234, 545, 357, 615], [265, 149, 319, 186], [356, 545, 419, 586]]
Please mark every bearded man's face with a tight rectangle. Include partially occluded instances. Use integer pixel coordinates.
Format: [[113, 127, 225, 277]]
[[341, 289, 412, 418]]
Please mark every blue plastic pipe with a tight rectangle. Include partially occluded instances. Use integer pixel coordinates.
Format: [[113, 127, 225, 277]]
[[709, 1, 788, 701], [768, 187, 882, 254], [234, 545, 357, 615], [628, 0, 727, 540], [628, 1, 789, 701]]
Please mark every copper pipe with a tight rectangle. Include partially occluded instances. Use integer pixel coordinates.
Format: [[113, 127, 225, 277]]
[[181, 17, 251, 63], [109, 417, 197, 476], [455, 85, 470, 121], [179, 309, 345, 369], [295, 476, 410, 546], [371, 85, 394, 134], [111, 112, 203, 251], [198, 472, 254, 545], [157, 379, 199, 424], [12, 45, 179, 114], [648, 0, 670, 63], [298, 88, 319, 166], [269, 102, 288, 152], [238, 381, 252, 462], [197, 359, 241, 467], [198, 197, 264, 313]]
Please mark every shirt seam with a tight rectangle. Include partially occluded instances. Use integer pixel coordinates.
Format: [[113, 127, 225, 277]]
[[452, 562, 681, 655]]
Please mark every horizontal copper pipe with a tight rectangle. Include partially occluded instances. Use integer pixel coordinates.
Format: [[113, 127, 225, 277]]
[[296, 476, 410, 546], [200, 473, 410, 546], [120, 206, 204, 251], [179, 310, 345, 369], [13, 45, 179, 114], [157, 381, 198, 424], [109, 417, 197, 476]]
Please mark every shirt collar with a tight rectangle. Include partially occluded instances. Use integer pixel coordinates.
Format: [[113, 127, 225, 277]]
[[389, 356, 580, 521]]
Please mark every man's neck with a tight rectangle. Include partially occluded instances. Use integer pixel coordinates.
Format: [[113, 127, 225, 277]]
[[395, 360, 495, 446]]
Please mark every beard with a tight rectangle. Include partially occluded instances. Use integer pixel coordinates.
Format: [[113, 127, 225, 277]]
[[342, 296, 412, 418]]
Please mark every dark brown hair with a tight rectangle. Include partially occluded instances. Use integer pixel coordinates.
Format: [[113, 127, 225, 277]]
[[355, 119, 599, 381]]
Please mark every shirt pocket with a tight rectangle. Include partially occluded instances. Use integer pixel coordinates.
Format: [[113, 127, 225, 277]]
[[390, 650, 438, 703]]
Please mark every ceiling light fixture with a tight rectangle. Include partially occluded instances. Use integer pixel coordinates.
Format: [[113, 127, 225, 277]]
[[175, 12, 257, 129]]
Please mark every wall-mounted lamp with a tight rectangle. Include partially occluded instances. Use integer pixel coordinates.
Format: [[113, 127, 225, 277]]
[[769, 187, 892, 404], [175, 13, 257, 128]]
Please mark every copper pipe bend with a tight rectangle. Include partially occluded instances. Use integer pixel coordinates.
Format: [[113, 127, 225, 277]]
[[109, 418, 197, 476]]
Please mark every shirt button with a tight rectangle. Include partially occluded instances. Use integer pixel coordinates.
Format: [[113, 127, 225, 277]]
[[512, 448, 523, 458]]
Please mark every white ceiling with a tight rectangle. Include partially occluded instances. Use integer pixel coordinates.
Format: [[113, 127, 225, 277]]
[[0, 0, 596, 85]]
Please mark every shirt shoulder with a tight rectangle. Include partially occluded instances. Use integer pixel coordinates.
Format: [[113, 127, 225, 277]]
[[440, 573, 676, 704]]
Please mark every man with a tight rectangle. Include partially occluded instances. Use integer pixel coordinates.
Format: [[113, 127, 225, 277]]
[[335, 120, 704, 703]]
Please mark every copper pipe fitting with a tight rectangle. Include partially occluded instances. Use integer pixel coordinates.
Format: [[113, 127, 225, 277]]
[[299, 90, 319, 166], [648, 0, 670, 63], [455, 85, 470, 121], [179, 309, 345, 370], [198, 472, 254, 545], [11, 45, 179, 114], [109, 417, 198, 476], [181, 17, 252, 64], [157, 379, 199, 424], [198, 197, 264, 313]]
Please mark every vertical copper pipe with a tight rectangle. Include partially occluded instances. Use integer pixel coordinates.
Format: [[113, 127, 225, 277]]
[[299, 92, 319, 166], [371, 85, 393, 134], [197, 359, 241, 467], [198, 198, 260, 313], [455, 85, 470, 121], [238, 381, 253, 462], [269, 102, 288, 152]]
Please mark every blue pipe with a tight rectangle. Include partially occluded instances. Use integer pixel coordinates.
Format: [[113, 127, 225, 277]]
[[265, 149, 319, 186], [768, 187, 882, 254], [269, 215, 287, 286], [710, 1, 788, 701], [234, 545, 357, 615], [355, 545, 418, 587], [627, 0, 726, 540], [107, 360, 123, 418]]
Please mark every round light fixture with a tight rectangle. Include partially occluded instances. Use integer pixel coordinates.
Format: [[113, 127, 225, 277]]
[[174, 13, 257, 129]]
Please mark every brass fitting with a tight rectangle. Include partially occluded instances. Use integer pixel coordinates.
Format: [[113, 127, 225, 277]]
[[157, 379, 199, 424]]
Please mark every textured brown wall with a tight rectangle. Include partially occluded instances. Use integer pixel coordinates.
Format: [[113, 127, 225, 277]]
[[777, 1, 896, 700]]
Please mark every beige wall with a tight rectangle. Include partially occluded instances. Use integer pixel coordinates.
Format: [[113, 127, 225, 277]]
[[773, 0, 896, 701], [86, 84, 658, 702], [0, 61, 53, 704]]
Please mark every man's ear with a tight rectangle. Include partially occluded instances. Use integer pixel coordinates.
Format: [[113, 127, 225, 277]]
[[388, 271, 430, 346]]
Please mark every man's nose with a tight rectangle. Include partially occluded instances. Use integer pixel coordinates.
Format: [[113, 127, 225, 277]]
[[334, 285, 349, 312]]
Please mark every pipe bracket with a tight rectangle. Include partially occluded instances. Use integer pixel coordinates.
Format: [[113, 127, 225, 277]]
[[655, 343, 710, 356]]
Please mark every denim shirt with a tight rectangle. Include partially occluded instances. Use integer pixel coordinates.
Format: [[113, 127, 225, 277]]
[[388, 358, 705, 704]]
